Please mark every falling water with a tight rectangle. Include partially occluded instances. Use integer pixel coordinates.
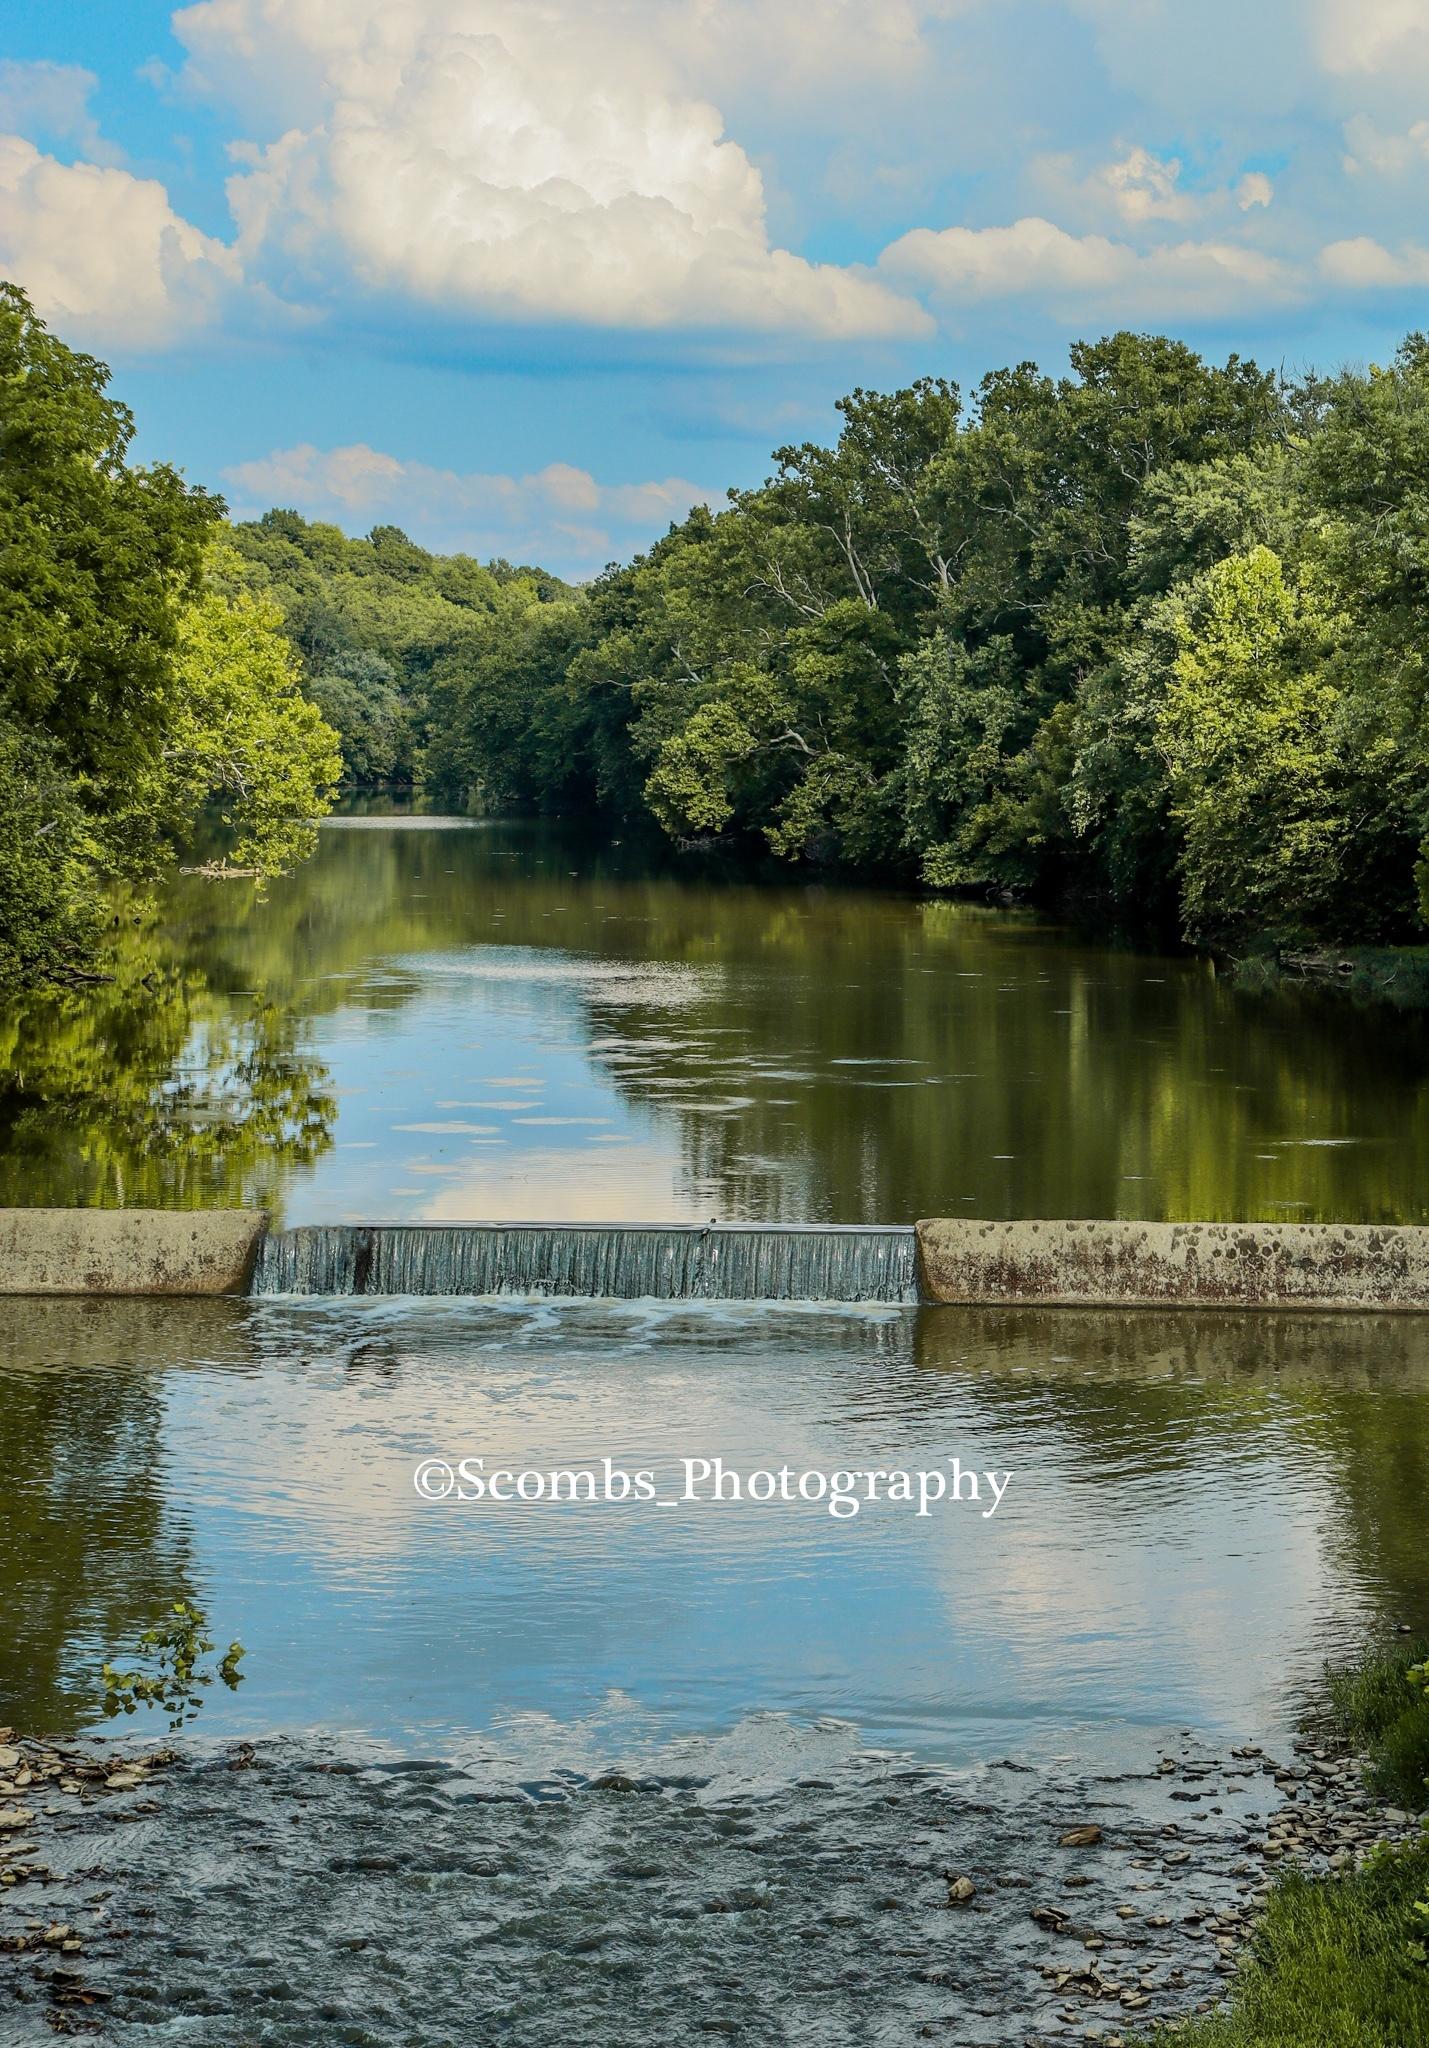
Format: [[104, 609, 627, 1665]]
[[251, 1222, 921, 1303]]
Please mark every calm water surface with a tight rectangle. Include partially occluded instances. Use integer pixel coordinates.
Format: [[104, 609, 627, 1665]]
[[0, 808, 1426, 1224], [3, 1295, 1426, 1752], [4, 822, 1429, 2038]]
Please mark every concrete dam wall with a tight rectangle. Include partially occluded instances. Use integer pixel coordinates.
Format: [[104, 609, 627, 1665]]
[[0, 1209, 268, 1296], [4, 1209, 1429, 1308], [914, 1218, 1429, 1311]]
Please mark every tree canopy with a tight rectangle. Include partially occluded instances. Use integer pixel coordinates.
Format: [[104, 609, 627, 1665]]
[[8, 284, 1429, 978], [0, 286, 343, 983], [416, 328, 1429, 955]]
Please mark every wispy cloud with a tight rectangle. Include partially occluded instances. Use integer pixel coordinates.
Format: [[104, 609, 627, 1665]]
[[221, 442, 721, 577]]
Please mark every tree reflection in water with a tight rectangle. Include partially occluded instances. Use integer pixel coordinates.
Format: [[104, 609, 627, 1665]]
[[0, 1300, 259, 1737], [0, 892, 336, 1215]]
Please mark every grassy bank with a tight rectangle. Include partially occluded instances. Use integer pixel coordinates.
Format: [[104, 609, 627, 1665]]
[[1138, 1642, 1429, 2046], [1233, 948, 1429, 1011]]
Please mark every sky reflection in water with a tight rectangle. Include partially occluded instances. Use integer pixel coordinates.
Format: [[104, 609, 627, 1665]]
[[3, 1295, 1426, 1759]]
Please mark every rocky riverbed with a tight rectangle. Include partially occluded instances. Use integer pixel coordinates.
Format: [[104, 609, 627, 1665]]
[[0, 1717, 1420, 2045]]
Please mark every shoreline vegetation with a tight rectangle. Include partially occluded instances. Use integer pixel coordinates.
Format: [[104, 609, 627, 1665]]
[[1136, 1639, 1429, 2047], [9, 281, 1429, 999]]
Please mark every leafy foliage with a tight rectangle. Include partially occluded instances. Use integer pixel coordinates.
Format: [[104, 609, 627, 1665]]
[[0, 284, 344, 985], [224, 507, 580, 802], [102, 1601, 245, 1730], [435, 326, 1429, 954]]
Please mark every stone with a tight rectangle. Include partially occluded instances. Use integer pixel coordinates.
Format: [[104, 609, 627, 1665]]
[[947, 1876, 976, 1905], [1060, 1826, 1104, 1848]]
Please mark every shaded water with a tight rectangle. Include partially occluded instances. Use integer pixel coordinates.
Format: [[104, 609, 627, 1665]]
[[1, 809, 1427, 1225]]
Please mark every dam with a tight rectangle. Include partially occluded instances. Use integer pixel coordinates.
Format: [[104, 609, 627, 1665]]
[[7, 1209, 1429, 1309]]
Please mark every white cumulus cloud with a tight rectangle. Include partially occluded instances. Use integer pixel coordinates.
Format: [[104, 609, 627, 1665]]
[[171, 0, 928, 340], [221, 442, 721, 576], [0, 60, 115, 160], [1034, 146, 1275, 231], [0, 136, 238, 349], [1314, 0, 1429, 78], [1091, 147, 1202, 226], [1342, 114, 1429, 175], [878, 214, 1300, 319], [1318, 236, 1429, 287]]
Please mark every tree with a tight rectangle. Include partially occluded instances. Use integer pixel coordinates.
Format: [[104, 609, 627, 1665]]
[[1157, 547, 1356, 946], [0, 284, 219, 786], [153, 581, 343, 873], [0, 287, 342, 982], [306, 652, 411, 785], [0, 722, 99, 982]]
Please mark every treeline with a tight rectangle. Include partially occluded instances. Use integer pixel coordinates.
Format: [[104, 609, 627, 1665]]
[[331, 329, 1429, 955], [222, 513, 575, 788], [0, 285, 341, 985], [9, 281, 1429, 988]]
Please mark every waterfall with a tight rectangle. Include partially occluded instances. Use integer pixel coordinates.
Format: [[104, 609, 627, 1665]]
[[251, 1223, 920, 1303]]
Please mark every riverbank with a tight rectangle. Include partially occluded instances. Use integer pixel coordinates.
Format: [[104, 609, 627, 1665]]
[[1234, 946, 1429, 1012], [1134, 1640, 1429, 2046]]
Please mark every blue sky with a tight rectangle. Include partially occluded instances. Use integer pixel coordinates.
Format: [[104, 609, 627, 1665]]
[[4, 0, 1429, 576]]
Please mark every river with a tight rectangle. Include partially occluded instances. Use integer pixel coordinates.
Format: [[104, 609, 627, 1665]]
[[1, 812, 1427, 2042], [1, 808, 1426, 1224]]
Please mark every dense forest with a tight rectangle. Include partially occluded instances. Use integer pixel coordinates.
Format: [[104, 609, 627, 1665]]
[[227, 327, 1429, 958], [7, 277, 1429, 989]]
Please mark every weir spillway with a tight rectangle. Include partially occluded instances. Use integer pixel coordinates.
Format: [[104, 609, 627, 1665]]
[[7, 1212, 1429, 1308], [250, 1222, 922, 1304]]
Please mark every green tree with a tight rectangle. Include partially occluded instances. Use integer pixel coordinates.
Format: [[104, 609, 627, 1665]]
[[0, 283, 218, 795], [0, 282, 217, 979], [307, 652, 411, 785], [0, 722, 99, 983], [1157, 547, 1356, 946], [0, 289, 343, 983], [1299, 336, 1429, 920]]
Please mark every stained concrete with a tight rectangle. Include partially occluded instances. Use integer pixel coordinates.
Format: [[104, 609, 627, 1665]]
[[0, 1209, 268, 1296], [916, 1218, 1429, 1311]]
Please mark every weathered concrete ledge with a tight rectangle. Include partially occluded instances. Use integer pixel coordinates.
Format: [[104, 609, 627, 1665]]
[[916, 1219, 1429, 1310], [0, 1209, 268, 1296]]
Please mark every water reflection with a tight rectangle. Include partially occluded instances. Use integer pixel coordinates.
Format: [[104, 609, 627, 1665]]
[[1, 811, 1427, 1223], [0, 1300, 242, 1733], [0, 895, 336, 1213], [3, 1297, 1426, 1750]]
